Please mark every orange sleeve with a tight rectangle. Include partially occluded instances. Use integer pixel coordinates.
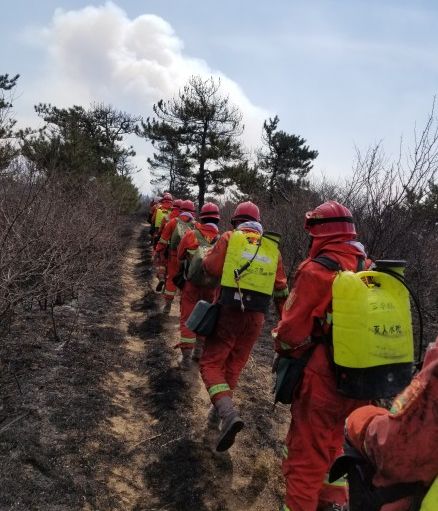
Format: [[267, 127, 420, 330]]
[[274, 262, 334, 349], [346, 406, 389, 455], [203, 231, 231, 278], [273, 253, 289, 295], [155, 218, 175, 252]]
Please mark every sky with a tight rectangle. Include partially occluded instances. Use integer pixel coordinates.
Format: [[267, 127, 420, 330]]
[[2, 0, 438, 193]]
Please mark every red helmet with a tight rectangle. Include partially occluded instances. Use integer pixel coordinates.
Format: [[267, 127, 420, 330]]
[[181, 199, 196, 213], [172, 199, 183, 210], [162, 192, 173, 201], [231, 201, 260, 223], [200, 202, 220, 219], [304, 200, 356, 238]]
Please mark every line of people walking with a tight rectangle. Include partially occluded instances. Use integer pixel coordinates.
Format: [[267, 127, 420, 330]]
[[147, 194, 437, 511]]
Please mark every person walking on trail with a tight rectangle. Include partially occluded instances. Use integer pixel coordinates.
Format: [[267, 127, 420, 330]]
[[199, 201, 289, 452], [272, 201, 370, 511], [159, 198, 182, 236], [147, 196, 159, 224], [334, 336, 438, 511], [155, 200, 196, 313], [148, 196, 161, 241], [151, 193, 173, 247], [176, 202, 221, 370], [154, 198, 183, 293]]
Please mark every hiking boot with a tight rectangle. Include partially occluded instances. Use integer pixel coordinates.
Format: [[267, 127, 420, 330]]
[[216, 413, 244, 452], [155, 280, 165, 293], [214, 396, 244, 452], [207, 405, 220, 428]]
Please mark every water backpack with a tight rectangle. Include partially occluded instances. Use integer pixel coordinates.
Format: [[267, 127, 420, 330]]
[[154, 207, 169, 229], [420, 477, 438, 511], [186, 229, 220, 288], [314, 257, 415, 400], [221, 231, 280, 296], [170, 218, 194, 250]]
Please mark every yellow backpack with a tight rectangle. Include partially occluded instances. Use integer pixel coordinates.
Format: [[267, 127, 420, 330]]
[[314, 257, 416, 399]]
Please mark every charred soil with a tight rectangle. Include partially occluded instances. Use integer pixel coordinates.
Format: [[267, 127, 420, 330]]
[[0, 221, 289, 511]]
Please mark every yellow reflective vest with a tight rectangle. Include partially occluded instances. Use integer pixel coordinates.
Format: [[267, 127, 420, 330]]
[[221, 230, 280, 296], [154, 207, 169, 229]]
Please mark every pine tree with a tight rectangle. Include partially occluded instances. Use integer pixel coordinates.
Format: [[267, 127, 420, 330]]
[[0, 73, 19, 168], [259, 116, 318, 203], [146, 124, 193, 198], [141, 76, 244, 208]]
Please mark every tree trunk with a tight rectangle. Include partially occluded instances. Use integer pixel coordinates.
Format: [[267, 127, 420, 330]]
[[198, 159, 206, 209], [197, 122, 208, 210], [268, 166, 277, 205]]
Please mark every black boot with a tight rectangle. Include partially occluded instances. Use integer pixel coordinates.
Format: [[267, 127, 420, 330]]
[[214, 396, 244, 452]]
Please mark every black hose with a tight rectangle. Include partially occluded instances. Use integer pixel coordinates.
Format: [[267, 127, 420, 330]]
[[378, 268, 424, 367]]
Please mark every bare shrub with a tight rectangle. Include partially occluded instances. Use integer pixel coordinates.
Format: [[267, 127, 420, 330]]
[[0, 159, 121, 336]]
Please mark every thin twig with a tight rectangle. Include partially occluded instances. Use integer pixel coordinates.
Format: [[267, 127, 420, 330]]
[[0, 412, 29, 435], [160, 436, 182, 448], [128, 433, 162, 452]]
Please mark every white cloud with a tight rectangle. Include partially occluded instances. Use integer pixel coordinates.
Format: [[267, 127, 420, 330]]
[[24, 2, 267, 193]]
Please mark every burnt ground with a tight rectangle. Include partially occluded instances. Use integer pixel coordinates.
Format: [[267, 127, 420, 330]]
[[0, 221, 290, 511]]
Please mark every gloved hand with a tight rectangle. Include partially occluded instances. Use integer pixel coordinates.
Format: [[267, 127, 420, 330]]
[[272, 329, 293, 357]]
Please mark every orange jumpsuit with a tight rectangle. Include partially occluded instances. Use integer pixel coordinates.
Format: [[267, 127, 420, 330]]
[[155, 214, 194, 302], [275, 235, 369, 511], [346, 338, 438, 511], [176, 223, 220, 350], [200, 228, 288, 403]]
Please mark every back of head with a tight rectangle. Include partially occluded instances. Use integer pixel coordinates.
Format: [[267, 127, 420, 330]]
[[304, 200, 356, 238], [231, 201, 260, 227], [200, 202, 220, 224]]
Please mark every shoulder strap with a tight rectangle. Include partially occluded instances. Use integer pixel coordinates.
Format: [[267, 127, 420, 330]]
[[313, 255, 366, 273], [312, 255, 342, 271], [356, 256, 366, 272]]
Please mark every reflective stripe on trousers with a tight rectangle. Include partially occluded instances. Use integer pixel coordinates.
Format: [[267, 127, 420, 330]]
[[208, 383, 231, 397]]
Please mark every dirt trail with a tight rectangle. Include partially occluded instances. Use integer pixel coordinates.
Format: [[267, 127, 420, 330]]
[[105, 223, 290, 511], [0, 220, 290, 511]]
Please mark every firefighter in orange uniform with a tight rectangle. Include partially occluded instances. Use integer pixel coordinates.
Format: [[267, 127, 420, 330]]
[[200, 201, 289, 452], [154, 198, 183, 292], [273, 201, 369, 511], [151, 193, 173, 247], [176, 202, 221, 369], [155, 200, 196, 312], [340, 337, 438, 511]]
